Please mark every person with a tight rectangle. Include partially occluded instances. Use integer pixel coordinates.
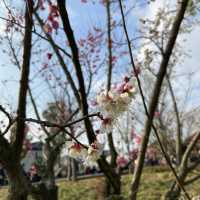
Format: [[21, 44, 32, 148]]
[[0, 164, 5, 186], [29, 164, 41, 182]]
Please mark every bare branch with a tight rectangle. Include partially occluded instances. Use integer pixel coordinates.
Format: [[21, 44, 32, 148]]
[[167, 76, 183, 164], [0, 105, 15, 135], [181, 132, 200, 170], [0, 16, 71, 58], [57, 0, 96, 143], [34, 12, 81, 106], [20, 112, 100, 129], [106, 0, 118, 168], [184, 174, 200, 186], [0, 105, 12, 123]]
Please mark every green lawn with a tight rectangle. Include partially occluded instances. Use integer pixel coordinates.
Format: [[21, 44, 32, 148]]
[[1, 167, 200, 200], [58, 167, 200, 200]]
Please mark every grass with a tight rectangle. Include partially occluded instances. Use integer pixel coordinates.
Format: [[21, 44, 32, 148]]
[[1, 166, 200, 200]]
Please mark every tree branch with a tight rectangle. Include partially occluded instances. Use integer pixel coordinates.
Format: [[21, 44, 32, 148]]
[[0, 105, 15, 136], [13, 1, 33, 160], [20, 112, 100, 129], [34, 12, 81, 106], [106, 0, 118, 169], [0, 16, 71, 58], [167, 75, 182, 164], [118, 0, 190, 199], [0, 105, 12, 123], [57, 0, 96, 143], [181, 132, 200, 171]]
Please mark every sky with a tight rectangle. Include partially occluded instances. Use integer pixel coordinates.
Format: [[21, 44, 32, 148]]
[[145, 0, 200, 110], [0, 0, 199, 142]]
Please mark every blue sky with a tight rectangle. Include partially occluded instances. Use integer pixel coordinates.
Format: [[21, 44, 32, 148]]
[[0, 0, 144, 109]]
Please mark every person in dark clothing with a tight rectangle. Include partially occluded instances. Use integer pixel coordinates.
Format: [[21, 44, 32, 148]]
[[0, 165, 5, 186]]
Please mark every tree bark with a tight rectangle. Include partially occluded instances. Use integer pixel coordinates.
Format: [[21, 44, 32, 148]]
[[13, 0, 33, 160], [6, 163, 30, 200], [1, 1, 33, 200], [40, 143, 59, 200], [98, 157, 121, 195], [32, 183, 58, 200], [71, 158, 77, 181]]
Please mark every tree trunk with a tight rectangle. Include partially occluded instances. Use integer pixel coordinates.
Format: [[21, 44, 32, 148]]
[[43, 158, 58, 200], [71, 158, 77, 181], [6, 165, 29, 200], [32, 143, 59, 200], [34, 183, 58, 200], [105, 172, 121, 197], [32, 169, 58, 200], [67, 157, 72, 181], [105, 179, 124, 200]]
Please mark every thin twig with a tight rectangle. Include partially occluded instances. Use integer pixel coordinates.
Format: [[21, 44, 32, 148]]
[[0, 16, 71, 58], [20, 112, 100, 129], [0, 105, 12, 124]]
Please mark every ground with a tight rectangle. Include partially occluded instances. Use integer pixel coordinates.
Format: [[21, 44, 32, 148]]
[[0, 167, 200, 200]]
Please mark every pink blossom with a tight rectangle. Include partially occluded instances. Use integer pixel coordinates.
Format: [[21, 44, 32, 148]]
[[135, 135, 141, 144], [130, 128, 136, 139], [129, 149, 138, 160], [51, 20, 59, 30], [86, 141, 103, 165], [131, 130, 142, 145], [154, 111, 160, 117], [39, 0, 45, 10], [101, 117, 113, 133], [116, 156, 128, 168], [68, 142, 87, 159], [49, 4, 59, 17], [90, 100, 98, 106], [116, 83, 126, 93], [124, 76, 130, 83], [47, 53, 52, 60]]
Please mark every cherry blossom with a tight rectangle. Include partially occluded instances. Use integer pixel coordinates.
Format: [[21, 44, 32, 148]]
[[116, 155, 129, 168], [47, 53, 52, 60], [96, 75, 137, 133], [85, 141, 103, 166], [67, 142, 87, 159]]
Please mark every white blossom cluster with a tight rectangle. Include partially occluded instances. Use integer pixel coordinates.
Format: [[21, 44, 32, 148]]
[[85, 141, 103, 166], [67, 141, 103, 166], [66, 76, 136, 166], [96, 76, 136, 133]]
